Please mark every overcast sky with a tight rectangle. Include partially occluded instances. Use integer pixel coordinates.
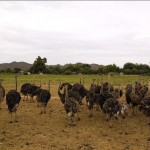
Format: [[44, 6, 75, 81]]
[[0, 1, 150, 67]]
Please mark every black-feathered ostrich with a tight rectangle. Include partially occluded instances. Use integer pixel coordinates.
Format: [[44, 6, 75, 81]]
[[89, 78, 101, 94], [58, 81, 85, 105], [21, 79, 42, 102], [85, 78, 102, 117], [64, 85, 80, 126], [71, 82, 88, 104], [86, 90, 97, 117], [0, 79, 5, 110], [28, 84, 41, 102], [20, 83, 31, 101], [86, 80, 123, 117], [58, 81, 72, 104], [125, 83, 133, 106], [36, 80, 51, 114], [86, 81, 112, 117], [6, 75, 21, 123]]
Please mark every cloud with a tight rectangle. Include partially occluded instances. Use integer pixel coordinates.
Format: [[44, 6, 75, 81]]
[[0, 1, 150, 67]]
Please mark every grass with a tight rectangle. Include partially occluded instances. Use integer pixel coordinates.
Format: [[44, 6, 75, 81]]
[[0, 74, 149, 86], [0, 73, 149, 94]]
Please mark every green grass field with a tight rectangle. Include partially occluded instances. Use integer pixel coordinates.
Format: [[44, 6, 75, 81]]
[[0, 74, 149, 88]]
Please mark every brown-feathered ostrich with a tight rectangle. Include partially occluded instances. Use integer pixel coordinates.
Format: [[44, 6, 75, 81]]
[[111, 86, 123, 100], [129, 82, 148, 114], [64, 85, 80, 126], [139, 96, 150, 144], [0, 79, 5, 110], [6, 75, 21, 123], [103, 98, 129, 128], [139, 96, 150, 122], [139, 81, 150, 117]]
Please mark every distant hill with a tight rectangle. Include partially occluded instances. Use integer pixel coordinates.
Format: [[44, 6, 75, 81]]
[[0, 61, 32, 71], [0, 61, 103, 71], [90, 63, 103, 70]]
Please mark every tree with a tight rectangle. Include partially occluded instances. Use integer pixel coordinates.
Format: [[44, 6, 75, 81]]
[[13, 68, 21, 73], [29, 56, 47, 73], [6, 68, 12, 73], [123, 63, 135, 70]]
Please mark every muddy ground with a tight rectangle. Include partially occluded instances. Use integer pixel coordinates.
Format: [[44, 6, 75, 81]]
[[0, 84, 150, 150]]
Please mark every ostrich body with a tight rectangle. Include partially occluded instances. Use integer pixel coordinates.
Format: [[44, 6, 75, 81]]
[[35, 81, 51, 113], [20, 83, 31, 101], [139, 96, 150, 117], [71, 83, 88, 103], [6, 75, 21, 123], [28, 85, 41, 101], [58, 82, 84, 105], [58, 82, 72, 104], [36, 89, 51, 114], [86, 91, 97, 116], [64, 85, 79, 126], [6, 90, 21, 123], [103, 98, 128, 128]]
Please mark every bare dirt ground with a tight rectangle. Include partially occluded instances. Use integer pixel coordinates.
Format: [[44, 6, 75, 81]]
[[0, 84, 150, 150]]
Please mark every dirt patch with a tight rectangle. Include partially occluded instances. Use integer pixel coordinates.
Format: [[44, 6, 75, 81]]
[[0, 86, 150, 150]]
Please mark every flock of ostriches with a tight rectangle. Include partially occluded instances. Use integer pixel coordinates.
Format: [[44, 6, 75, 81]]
[[0, 78, 150, 128]]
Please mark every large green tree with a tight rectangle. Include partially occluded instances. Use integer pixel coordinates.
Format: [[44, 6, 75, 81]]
[[29, 56, 47, 73]]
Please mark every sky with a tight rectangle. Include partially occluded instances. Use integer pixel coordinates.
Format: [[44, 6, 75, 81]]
[[0, 1, 150, 67]]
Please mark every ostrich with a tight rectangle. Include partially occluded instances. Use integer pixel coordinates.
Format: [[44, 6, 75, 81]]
[[71, 83, 88, 104], [85, 78, 102, 116], [20, 83, 31, 101], [96, 82, 113, 110], [86, 81, 115, 117], [89, 79, 101, 94], [125, 84, 133, 106], [58, 81, 83, 105], [64, 85, 80, 126], [86, 91, 97, 117], [0, 79, 5, 110], [6, 75, 21, 123], [36, 81, 51, 114], [139, 96, 150, 120], [58, 81, 72, 104], [111, 87, 123, 99], [28, 84, 41, 101], [139, 79, 150, 121], [103, 98, 129, 128], [129, 83, 148, 114]]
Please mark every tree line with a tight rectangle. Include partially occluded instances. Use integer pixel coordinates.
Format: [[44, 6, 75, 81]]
[[0, 56, 150, 75]]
